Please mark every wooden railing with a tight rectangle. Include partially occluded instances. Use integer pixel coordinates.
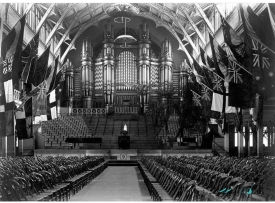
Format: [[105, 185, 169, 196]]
[[71, 108, 106, 115], [114, 106, 139, 114]]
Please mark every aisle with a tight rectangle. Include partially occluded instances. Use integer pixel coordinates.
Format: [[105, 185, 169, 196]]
[[69, 166, 152, 201]]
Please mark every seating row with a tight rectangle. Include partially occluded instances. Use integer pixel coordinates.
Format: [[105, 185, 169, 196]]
[[0, 156, 106, 201], [141, 156, 275, 201]]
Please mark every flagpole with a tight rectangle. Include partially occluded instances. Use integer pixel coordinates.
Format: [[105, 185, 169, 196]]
[[228, 58, 252, 75]]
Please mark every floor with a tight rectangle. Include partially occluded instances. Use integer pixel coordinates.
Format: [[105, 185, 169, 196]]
[[69, 166, 152, 201]]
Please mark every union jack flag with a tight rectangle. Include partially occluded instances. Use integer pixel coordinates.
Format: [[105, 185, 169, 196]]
[[201, 86, 211, 101], [252, 37, 270, 69], [191, 90, 202, 106], [212, 74, 223, 92], [228, 60, 243, 83], [2, 55, 14, 74]]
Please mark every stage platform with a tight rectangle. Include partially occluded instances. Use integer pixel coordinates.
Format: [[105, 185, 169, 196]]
[[34, 149, 213, 159]]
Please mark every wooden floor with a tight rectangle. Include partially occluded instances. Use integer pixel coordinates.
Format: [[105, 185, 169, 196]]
[[69, 166, 152, 201]]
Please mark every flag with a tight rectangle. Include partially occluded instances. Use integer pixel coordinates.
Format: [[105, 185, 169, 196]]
[[267, 3, 275, 39], [200, 46, 215, 72], [47, 89, 57, 120], [211, 91, 235, 113], [21, 31, 40, 83], [33, 81, 47, 117], [239, 4, 275, 97], [0, 15, 26, 137], [1, 15, 26, 91], [0, 14, 26, 111], [209, 34, 228, 77], [191, 90, 202, 107], [228, 82, 253, 108], [32, 46, 50, 87], [15, 97, 32, 139], [221, 16, 244, 64], [46, 56, 59, 92]]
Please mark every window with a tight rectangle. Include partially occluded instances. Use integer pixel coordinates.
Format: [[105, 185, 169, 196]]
[[116, 51, 137, 89]]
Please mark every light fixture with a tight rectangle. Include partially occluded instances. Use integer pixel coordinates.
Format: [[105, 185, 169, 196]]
[[105, 3, 139, 48]]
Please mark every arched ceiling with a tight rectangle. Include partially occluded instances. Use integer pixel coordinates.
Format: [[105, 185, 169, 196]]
[[36, 3, 214, 45]]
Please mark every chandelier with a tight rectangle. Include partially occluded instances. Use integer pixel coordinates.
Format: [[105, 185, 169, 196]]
[[106, 3, 139, 48]]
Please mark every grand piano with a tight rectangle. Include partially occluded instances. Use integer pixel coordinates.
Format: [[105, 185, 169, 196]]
[[65, 137, 102, 148]]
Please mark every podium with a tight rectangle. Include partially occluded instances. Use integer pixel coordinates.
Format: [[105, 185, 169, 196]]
[[118, 130, 130, 149]]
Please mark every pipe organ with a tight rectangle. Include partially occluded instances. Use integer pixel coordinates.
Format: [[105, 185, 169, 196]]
[[64, 59, 74, 107], [138, 21, 151, 106], [103, 20, 115, 106], [179, 59, 189, 100], [81, 38, 94, 108], [160, 38, 173, 92], [65, 21, 177, 112]]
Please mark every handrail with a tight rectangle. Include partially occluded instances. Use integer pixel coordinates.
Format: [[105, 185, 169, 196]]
[[212, 140, 229, 156]]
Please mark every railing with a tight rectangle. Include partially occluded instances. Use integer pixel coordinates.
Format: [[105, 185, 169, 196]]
[[71, 108, 106, 115], [212, 140, 229, 156], [114, 106, 139, 114]]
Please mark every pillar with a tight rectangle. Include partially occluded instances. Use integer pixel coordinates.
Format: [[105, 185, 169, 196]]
[[81, 37, 93, 108], [103, 20, 114, 106], [160, 38, 173, 92], [65, 59, 74, 107], [179, 60, 189, 100], [237, 127, 244, 158], [138, 21, 151, 109], [257, 125, 264, 158]]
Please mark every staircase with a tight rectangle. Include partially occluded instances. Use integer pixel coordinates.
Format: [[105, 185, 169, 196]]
[[82, 114, 159, 149]]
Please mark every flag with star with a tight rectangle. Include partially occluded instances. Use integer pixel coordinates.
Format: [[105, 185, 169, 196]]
[[239, 3, 275, 97]]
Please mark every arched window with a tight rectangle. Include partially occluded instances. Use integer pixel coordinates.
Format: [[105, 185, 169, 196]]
[[116, 51, 137, 90]]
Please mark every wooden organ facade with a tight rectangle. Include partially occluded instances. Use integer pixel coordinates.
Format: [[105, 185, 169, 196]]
[[63, 20, 176, 113]]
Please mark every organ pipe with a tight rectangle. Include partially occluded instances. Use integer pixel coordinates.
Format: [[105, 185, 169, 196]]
[[81, 37, 93, 108]]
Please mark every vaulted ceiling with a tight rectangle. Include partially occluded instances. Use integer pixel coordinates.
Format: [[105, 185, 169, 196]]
[[37, 3, 214, 43]]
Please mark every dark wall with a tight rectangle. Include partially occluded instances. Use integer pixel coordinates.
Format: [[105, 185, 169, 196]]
[[65, 16, 190, 69]]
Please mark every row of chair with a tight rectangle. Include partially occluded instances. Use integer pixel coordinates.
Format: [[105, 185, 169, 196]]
[[141, 156, 275, 201], [0, 156, 106, 201]]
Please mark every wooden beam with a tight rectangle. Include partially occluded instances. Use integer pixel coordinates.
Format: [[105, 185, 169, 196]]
[[168, 24, 193, 64], [36, 3, 55, 33], [23, 3, 34, 16], [54, 19, 76, 55], [177, 5, 206, 45], [60, 25, 84, 63], [194, 3, 214, 34], [172, 13, 199, 55], [46, 4, 73, 45]]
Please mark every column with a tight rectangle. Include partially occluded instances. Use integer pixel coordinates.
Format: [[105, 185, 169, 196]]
[[81, 37, 93, 108], [103, 20, 114, 106], [65, 59, 74, 107], [237, 127, 244, 158], [138, 21, 151, 112], [257, 125, 264, 158], [160, 38, 173, 92]]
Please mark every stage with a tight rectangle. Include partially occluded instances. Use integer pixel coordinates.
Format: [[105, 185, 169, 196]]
[[34, 149, 213, 159]]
